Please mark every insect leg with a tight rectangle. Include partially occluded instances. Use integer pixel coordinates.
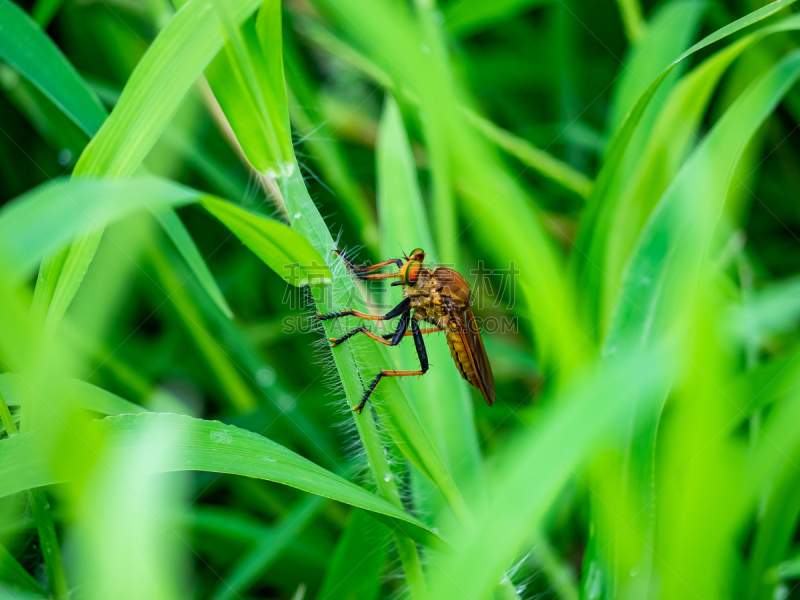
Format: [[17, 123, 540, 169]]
[[334, 250, 403, 274], [353, 319, 430, 414], [330, 311, 410, 347], [382, 327, 440, 339], [411, 319, 430, 373], [317, 298, 410, 322]]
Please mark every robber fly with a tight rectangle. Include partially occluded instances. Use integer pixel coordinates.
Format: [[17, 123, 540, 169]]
[[317, 248, 495, 414]]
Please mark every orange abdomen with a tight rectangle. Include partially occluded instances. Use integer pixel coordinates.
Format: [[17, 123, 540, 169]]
[[446, 332, 480, 389]]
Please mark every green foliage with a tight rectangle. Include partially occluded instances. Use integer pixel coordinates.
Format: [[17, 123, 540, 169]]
[[4, 0, 800, 599]]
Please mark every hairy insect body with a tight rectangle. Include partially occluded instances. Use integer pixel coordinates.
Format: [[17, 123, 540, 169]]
[[318, 249, 495, 413], [403, 267, 480, 389]]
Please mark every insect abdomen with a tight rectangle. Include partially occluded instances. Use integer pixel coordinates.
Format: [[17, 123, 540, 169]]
[[446, 332, 479, 388]]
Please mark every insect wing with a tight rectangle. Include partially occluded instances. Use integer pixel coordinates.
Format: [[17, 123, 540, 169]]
[[454, 308, 496, 406]]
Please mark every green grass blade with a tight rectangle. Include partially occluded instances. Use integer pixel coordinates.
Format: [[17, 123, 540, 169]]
[[297, 18, 588, 211], [0, 541, 47, 597], [0, 6, 237, 327], [0, 374, 146, 416], [592, 47, 800, 600], [30, 0, 64, 28], [316, 510, 390, 600], [152, 208, 234, 319], [573, 1, 800, 323], [727, 276, 800, 345], [376, 96, 483, 513], [599, 37, 754, 325], [609, 0, 706, 134], [0, 1, 105, 137], [148, 248, 261, 413], [0, 176, 329, 288], [283, 36, 379, 252], [75, 0, 261, 179], [201, 198, 331, 287], [0, 392, 59, 600], [27, 489, 68, 600], [607, 50, 800, 349], [0, 413, 441, 546], [615, 0, 646, 44], [442, 0, 553, 37], [70, 417, 188, 600], [32, 0, 264, 330], [425, 349, 672, 600], [465, 111, 593, 200], [204, 0, 292, 176], [279, 166, 429, 595], [210, 495, 326, 600]]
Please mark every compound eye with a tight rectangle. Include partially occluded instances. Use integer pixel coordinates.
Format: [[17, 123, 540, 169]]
[[409, 248, 425, 263], [400, 261, 422, 286]]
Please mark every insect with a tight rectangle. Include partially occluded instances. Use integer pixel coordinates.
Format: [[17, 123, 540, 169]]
[[317, 248, 495, 414]]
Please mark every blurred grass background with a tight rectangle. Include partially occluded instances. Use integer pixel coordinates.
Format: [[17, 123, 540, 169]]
[[3, 0, 800, 599]]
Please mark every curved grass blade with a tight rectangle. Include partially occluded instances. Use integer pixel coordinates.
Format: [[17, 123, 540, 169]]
[[205, 0, 293, 177], [425, 349, 672, 600], [315, 0, 587, 372], [376, 96, 482, 517], [316, 509, 390, 600], [464, 112, 592, 200], [209, 495, 326, 600], [0, 0, 250, 323], [202, 198, 331, 287], [32, 0, 264, 329], [443, 0, 553, 37], [0, 413, 442, 546], [598, 38, 751, 325], [0, 176, 330, 288], [152, 208, 234, 318], [283, 36, 379, 252], [0, 374, 146, 416], [0, 541, 47, 597], [574, 0, 799, 294], [279, 166, 429, 597], [0, 1, 105, 137], [608, 0, 706, 135], [297, 18, 590, 212], [591, 47, 800, 600]]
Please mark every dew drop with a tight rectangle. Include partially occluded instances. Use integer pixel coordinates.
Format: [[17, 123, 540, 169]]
[[0, 66, 19, 88], [294, 212, 302, 219], [383, 473, 391, 482], [58, 149, 73, 165], [629, 567, 639, 577], [210, 430, 232, 444], [278, 393, 296, 413], [256, 366, 276, 387]]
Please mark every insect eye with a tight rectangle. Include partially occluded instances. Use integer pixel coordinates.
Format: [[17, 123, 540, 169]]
[[401, 261, 422, 286], [409, 248, 425, 262]]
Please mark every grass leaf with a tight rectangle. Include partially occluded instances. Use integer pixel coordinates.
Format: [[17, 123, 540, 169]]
[[0, 413, 442, 546], [0, 1, 105, 137], [152, 208, 234, 318], [0, 176, 330, 289]]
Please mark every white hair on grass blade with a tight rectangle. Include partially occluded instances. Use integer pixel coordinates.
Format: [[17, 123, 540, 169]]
[[310, 241, 413, 497], [497, 549, 543, 598], [297, 158, 335, 197]]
